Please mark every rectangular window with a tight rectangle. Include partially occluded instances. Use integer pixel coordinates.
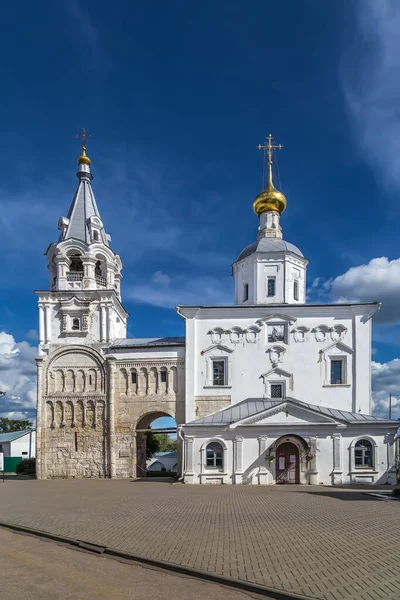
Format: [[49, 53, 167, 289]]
[[267, 278, 276, 297], [212, 360, 225, 386], [22, 452, 28, 455], [294, 280, 299, 301], [243, 283, 249, 302], [270, 383, 283, 399], [330, 360, 343, 385], [161, 370, 167, 383], [131, 372, 137, 384]]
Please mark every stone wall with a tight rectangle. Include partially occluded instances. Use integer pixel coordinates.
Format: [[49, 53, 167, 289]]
[[194, 396, 231, 419]]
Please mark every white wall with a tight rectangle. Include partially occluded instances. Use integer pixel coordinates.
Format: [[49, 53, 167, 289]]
[[9, 432, 36, 458], [179, 303, 376, 419], [183, 425, 397, 486]]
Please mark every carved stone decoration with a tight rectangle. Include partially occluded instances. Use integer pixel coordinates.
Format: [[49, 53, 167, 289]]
[[228, 327, 244, 344], [330, 325, 347, 342], [61, 315, 68, 332], [266, 345, 286, 367], [209, 328, 224, 344], [245, 326, 261, 343], [291, 326, 310, 343], [81, 315, 89, 331], [313, 325, 330, 342]]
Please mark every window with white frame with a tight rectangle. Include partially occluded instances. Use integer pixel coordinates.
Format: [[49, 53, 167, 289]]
[[243, 283, 249, 302], [267, 278, 276, 297], [206, 442, 224, 467], [212, 359, 226, 386], [330, 358, 344, 384], [354, 439, 373, 468]]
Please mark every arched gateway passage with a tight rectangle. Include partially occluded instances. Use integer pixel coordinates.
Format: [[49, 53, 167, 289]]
[[135, 412, 177, 478]]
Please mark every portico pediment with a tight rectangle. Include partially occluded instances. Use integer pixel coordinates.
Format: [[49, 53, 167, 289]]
[[320, 341, 353, 355], [260, 366, 292, 380], [200, 344, 233, 356], [256, 313, 297, 326]]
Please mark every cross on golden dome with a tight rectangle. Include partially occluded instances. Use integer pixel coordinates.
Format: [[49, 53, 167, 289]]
[[76, 128, 92, 167], [257, 133, 283, 163]]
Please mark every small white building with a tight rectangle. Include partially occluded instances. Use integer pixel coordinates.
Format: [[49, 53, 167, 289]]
[[147, 452, 178, 472], [0, 430, 36, 459]]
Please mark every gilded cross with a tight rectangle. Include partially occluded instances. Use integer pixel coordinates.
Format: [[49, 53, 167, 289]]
[[76, 127, 92, 147], [257, 133, 283, 162]]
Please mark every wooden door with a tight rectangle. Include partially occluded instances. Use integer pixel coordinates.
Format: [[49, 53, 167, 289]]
[[276, 442, 299, 484]]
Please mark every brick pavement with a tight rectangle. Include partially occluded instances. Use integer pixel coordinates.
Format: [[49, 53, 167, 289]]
[[0, 480, 398, 600]]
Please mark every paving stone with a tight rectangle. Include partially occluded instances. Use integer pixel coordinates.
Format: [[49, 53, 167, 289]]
[[0, 480, 398, 599]]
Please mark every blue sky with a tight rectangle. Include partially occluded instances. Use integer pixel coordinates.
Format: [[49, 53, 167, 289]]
[[1, 0, 400, 421]]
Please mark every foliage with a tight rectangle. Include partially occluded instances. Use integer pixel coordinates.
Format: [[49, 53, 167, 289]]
[[0, 418, 33, 433], [156, 433, 178, 452], [146, 432, 160, 459], [16, 458, 36, 475]]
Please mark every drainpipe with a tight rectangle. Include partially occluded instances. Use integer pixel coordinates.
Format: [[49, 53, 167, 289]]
[[178, 426, 185, 481]]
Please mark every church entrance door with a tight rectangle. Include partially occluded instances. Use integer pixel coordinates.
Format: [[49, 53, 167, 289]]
[[276, 442, 299, 484]]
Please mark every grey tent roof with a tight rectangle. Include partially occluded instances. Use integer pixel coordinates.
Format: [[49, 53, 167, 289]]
[[111, 337, 185, 348], [236, 238, 304, 262], [185, 397, 398, 426], [0, 429, 34, 443], [60, 173, 109, 246]]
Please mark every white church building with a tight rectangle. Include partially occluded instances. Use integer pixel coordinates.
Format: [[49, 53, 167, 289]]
[[35, 132, 398, 485]]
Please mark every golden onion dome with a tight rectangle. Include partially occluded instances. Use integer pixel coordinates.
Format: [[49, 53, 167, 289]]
[[78, 146, 91, 166], [253, 161, 286, 216]]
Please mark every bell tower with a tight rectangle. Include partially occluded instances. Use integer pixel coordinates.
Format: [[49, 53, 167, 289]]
[[36, 130, 128, 355]]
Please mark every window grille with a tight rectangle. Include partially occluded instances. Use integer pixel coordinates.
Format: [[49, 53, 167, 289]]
[[270, 383, 283, 399]]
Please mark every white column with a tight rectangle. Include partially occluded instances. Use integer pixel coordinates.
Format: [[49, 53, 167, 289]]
[[184, 436, 195, 483], [38, 305, 45, 344], [331, 433, 342, 485], [35, 358, 45, 479], [234, 436, 244, 484], [386, 433, 397, 484], [44, 305, 51, 343], [308, 436, 318, 485], [258, 435, 269, 485], [100, 306, 106, 342], [105, 306, 110, 342]]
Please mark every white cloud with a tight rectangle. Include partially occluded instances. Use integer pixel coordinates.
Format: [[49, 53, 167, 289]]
[[372, 359, 400, 419], [0, 332, 37, 422], [341, 0, 400, 187], [127, 271, 233, 308], [319, 257, 400, 324]]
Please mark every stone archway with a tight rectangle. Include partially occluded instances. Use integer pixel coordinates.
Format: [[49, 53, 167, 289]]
[[135, 411, 177, 478]]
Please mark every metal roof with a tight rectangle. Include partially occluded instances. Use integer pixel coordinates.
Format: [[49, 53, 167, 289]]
[[111, 337, 185, 348], [236, 238, 304, 262], [0, 429, 34, 443], [185, 397, 397, 426], [60, 173, 109, 246]]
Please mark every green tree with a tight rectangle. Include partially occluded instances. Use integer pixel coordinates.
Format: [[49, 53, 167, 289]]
[[0, 418, 33, 434], [146, 432, 160, 459]]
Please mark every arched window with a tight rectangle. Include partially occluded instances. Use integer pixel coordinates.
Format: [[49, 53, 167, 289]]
[[72, 318, 80, 331], [69, 253, 83, 272], [206, 442, 223, 468], [355, 439, 373, 468]]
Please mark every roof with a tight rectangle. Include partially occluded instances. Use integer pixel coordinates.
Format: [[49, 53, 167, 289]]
[[0, 429, 34, 443], [110, 337, 185, 348], [153, 452, 177, 458], [236, 238, 304, 262], [60, 172, 109, 246], [185, 397, 398, 427]]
